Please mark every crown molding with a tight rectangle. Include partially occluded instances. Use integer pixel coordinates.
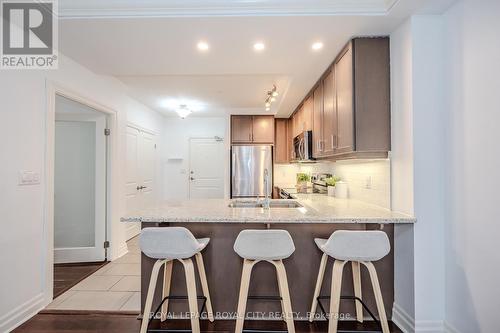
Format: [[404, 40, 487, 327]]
[[59, 0, 400, 19]]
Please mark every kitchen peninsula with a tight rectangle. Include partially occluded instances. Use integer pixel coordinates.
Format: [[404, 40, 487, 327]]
[[122, 196, 414, 321]]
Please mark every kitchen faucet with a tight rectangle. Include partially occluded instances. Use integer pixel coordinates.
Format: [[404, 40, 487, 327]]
[[263, 168, 270, 209]]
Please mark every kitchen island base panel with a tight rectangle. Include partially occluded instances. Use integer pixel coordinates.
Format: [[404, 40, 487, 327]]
[[140, 223, 394, 321]]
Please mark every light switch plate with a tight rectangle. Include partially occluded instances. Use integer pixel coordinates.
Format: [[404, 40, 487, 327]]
[[19, 171, 40, 185]]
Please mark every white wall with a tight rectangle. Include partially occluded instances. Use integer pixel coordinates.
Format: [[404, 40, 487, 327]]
[[162, 117, 229, 200], [274, 159, 391, 209], [411, 15, 447, 332], [389, 17, 416, 331], [0, 54, 164, 332], [442, 1, 500, 331], [390, 14, 448, 332]]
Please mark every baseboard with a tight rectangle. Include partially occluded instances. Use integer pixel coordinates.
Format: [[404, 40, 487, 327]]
[[414, 320, 444, 333], [392, 302, 415, 333], [0, 293, 46, 333], [110, 241, 128, 261], [443, 321, 461, 333]]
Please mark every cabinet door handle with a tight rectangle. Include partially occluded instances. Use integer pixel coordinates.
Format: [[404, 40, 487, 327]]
[[248, 133, 251, 141]]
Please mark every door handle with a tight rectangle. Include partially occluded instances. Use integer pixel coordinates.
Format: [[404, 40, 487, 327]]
[[136, 186, 141, 190], [137, 186, 147, 190], [190, 177, 195, 181]]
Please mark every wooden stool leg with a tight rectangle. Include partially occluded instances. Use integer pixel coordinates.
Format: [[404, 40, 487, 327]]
[[140, 259, 166, 333], [328, 260, 346, 333], [363, 262, 389, 333], [274, 260, 296, 333], [309, 253, 328, 322], [235, 259, 256, 333], [195, 252, 215, 322], [351, 261, 363, 323], [180, 258, 200, 333], [275, 264, 285, 322], [161, 260, 173, 322]]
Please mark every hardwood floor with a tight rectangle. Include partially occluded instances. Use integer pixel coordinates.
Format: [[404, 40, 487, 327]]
[[53, 262, 108, 298], [14, 314, 403, 333]]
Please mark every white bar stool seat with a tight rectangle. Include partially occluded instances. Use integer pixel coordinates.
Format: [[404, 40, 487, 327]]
[[309, 230, 391, 333], [140, 227, 214, 333], [234, 230, 296, 333]]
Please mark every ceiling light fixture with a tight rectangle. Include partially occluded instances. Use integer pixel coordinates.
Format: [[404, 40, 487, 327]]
[[253, 42, 265, 52], [197, 41, 209, 52], [312, 41, 324, 51], [176, 105, 192, 119], [264, 85, 278, 111]]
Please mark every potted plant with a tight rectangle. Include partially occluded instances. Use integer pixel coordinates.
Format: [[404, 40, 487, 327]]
[[296, 173, 311, 193], [325, 176, 341, 196]]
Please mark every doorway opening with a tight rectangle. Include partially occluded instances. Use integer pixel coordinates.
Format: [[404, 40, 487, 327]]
[[52, 94, 110, 297]]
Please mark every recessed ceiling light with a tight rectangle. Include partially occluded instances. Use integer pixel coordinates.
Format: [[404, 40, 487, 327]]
[[197, 41, 209, 52], [312, 42, 324, 51], [253, 42, 265, 52]]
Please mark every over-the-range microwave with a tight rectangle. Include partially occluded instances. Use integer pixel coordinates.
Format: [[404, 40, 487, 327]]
[[292, 130, 315, 163]]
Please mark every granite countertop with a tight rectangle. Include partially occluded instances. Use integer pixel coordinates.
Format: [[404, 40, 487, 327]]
[[121, 194, 416, 224]]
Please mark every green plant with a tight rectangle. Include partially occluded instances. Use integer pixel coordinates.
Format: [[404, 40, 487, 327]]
[[325, 176, 341, 187], [296, 173, 310, 183]]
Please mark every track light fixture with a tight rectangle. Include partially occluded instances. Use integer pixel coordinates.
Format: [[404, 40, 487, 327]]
[[265, 85, 278, 111]]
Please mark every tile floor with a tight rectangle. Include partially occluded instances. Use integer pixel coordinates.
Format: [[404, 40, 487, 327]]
[[46, 237, 141, 312]]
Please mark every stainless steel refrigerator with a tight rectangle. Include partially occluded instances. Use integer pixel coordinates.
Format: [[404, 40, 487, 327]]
[[231, 145, 273, 198]]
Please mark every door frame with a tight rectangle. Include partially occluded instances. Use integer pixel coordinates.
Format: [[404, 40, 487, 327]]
[[44, 81, 118, 305], [188, 136, 225, 199]]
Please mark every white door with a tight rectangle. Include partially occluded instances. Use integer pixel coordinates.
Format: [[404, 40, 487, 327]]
[[125, 125, 156, 240], [54, 116, 107, 263], [189, 138, 225, 199]]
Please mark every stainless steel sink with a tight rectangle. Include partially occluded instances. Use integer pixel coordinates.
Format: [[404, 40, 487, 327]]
[[228, 200, 303, 208]]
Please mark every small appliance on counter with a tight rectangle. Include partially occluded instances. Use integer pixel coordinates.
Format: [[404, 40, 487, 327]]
[[335, 181, 349, 198], [311, 173, 332, 194]]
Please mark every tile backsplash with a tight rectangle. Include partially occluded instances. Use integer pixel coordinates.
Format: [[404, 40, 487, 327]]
[[274, 159, 391, 209]]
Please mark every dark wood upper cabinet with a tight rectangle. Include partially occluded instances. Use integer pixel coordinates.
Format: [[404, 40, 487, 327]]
[[252, 115, 275, 143], [231, 115, 253, 143], [334, 44, 355, 154], [295, 37, 390, 160], [352, 38, 391, 152], [274, 118, 288, 163], [322, 69, 337, 156], [287, 118, 294, 161], [312, 82, 323, 157], [231, 115, 274, 144], [303, 95, 313, 133]]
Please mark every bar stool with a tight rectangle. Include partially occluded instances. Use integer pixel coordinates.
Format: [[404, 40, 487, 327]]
[[234, 229, 296, 333], [140, 227, 214, 333], [308, 230, 390, 333]]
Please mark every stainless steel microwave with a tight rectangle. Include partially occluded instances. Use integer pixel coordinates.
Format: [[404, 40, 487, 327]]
[[292, 130, 315, 162]]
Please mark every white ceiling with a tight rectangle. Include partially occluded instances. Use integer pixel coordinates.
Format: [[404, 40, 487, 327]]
[[58, 0, 455, 117]]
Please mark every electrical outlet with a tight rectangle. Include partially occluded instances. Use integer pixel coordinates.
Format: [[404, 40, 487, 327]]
[[365, 176, 372, 189], [19, 171, 40, 185]]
